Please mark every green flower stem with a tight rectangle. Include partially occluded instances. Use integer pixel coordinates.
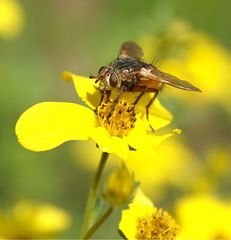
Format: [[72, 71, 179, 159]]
[[80, 152, 109, 237], [83, 206, 114, 239]]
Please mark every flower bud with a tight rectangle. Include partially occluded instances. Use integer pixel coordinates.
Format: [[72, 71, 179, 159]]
[[104, 163, 136, 207]]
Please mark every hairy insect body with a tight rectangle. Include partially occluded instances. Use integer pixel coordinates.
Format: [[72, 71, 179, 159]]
[[99, 57, 163, 93], [92, 41, 201, 128]]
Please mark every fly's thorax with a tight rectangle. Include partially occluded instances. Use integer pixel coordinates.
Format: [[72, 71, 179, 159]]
[[95, 100, 136, 137], [113, 58, 141, 80], [112, 58, 141, 72]]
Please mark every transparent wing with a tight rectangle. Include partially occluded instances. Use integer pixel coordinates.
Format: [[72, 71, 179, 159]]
[[159, 71, 201, 92], [118, 41, 143, 59]]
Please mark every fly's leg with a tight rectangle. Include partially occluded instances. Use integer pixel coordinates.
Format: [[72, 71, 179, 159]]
[[105, 90, 111, 102], [133, 87, 148, 105], [94, 90, 111, 114], [107, 85, 126, 119], [99, 90, 105, 104], [146, 91, 159, 132]]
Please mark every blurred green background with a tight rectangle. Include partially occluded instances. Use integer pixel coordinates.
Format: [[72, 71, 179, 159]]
[[1, 0, 231, 238]]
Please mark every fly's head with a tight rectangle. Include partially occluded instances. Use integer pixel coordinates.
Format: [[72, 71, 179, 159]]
[[96, 66, 121, 91]]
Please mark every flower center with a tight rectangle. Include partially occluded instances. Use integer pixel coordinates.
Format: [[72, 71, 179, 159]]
[[136, 209, 179, 240], [95, 100, 136, 137]]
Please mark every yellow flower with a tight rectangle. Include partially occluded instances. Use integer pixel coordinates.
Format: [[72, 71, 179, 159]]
[[176, 194, 231, 239], [0, 201, 71, 239], [119, 189, 179, 240], [206, 147, 231, 177], [187, 147, 231, 195], [0, 0, 24, 39], [16, 71, 178, 159]]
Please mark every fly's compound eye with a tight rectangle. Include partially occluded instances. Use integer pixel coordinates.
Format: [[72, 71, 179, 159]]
[[109, 73, 118, 87]]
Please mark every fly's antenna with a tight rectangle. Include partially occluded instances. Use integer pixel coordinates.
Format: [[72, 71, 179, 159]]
[[89, 74, 99, 83], [89, 74, 96, 79]]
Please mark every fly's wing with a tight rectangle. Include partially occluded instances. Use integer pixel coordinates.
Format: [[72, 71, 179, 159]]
[[138, 67, 201, 92], [118, 41, 143, 60], [159, 71, 201, 92]]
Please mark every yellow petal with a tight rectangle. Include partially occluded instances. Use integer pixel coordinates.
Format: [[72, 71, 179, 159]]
[[146, 98, 173, 129], [16, 102, 95, 151], [129, 189, 154, 208], [147, 114, 171, 130], [125, 118, 178, 152], [119, 208, 138, 240], [62, 71, 100, 109], [90, 127, 129, 159]]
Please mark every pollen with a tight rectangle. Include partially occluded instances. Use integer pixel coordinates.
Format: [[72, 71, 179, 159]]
[[136, 209, 179, 240], [95, 100, 136, 137]]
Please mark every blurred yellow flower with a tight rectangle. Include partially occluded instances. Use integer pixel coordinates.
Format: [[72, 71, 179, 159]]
[[206, 147, 231, 177], [176, 194, 231, 239], [125, 138, 200, 198], [16, 72, 178, 160], [119, 189, 179, 240], [189, 147, 231, 193], [0, 0, 24, 39], [139, 20, 231, 107], [0, 201, 71, 239]]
